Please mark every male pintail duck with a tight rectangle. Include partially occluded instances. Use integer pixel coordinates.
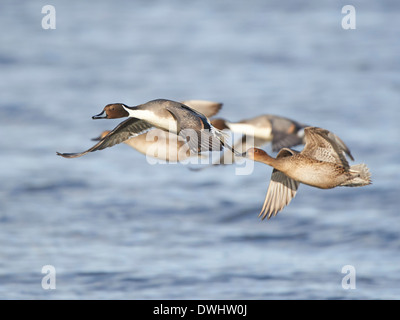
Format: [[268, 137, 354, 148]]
[[85, 100, 222, 162], [57, 99, 237, 158], [243, 127, 371, 220], [211, 115, 354, 164]]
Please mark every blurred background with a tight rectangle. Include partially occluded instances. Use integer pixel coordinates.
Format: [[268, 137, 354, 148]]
[[0, 0, 399, 299]]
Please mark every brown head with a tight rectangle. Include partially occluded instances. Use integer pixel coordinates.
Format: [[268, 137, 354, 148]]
[[92, 103, 130, 119], [244, 147, 269, 161]]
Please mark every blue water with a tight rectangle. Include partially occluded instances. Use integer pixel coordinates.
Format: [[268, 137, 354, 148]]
[[0, 0, 399, 299]]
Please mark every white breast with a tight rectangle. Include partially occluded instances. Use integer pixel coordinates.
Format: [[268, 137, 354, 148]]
[[126, 109, 178, 133]]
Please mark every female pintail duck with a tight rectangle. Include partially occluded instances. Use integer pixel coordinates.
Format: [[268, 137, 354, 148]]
[[57, 99, 236, 158], [212, 115, 354, 162], [244, 127, 371, 220]]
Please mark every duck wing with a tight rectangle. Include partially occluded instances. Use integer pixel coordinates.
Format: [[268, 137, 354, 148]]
[[177, 127, 223, 153], [259, 148, 300, 220], [56, 118, 153, 158], [181, 100, 223, 118], [301, 127, 350, 168], [165, 104, 222, 153], [327, 131, 354, 161]]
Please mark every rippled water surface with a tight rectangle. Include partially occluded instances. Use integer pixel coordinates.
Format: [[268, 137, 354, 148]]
[[1, 0, 399, 299]]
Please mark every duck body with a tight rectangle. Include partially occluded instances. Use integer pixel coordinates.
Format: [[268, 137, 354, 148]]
[[274, 154, 358, 189], [223, 116, 274, 141], [213, 114, 307, 152], [119, 99, 223, 153]]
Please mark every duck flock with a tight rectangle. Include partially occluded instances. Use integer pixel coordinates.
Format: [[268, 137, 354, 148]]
[[57, 99, 371, 219]]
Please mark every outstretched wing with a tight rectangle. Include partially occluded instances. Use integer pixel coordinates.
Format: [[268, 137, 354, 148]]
[[56, 118, 153, 158], [259, 170, 300, 220], [258, 148, 300, 220], [181, 100, 223, 118], [327, 131, 354, 161], [301, 127, 350, 168]]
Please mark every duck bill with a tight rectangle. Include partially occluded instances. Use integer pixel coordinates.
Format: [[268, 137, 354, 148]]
[[92, 110, 108, 119]]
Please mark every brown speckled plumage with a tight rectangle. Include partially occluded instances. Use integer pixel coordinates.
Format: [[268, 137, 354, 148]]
[[246, 127, 371, 220]]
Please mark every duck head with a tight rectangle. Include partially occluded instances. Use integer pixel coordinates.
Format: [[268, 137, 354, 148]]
[[92, 103, 130, 119], [242, 147, 268, 160]]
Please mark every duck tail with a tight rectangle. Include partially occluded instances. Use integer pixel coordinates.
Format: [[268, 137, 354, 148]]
[[343, 163, 372, 187]]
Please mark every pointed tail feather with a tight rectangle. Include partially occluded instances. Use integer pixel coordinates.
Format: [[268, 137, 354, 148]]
[[343, 163, 372, 187]]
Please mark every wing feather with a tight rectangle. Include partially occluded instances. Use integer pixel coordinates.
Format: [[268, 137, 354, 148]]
[[57, 118, 153, 158], [258, 170, 300, 220], [302, 127, 350, 168]]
